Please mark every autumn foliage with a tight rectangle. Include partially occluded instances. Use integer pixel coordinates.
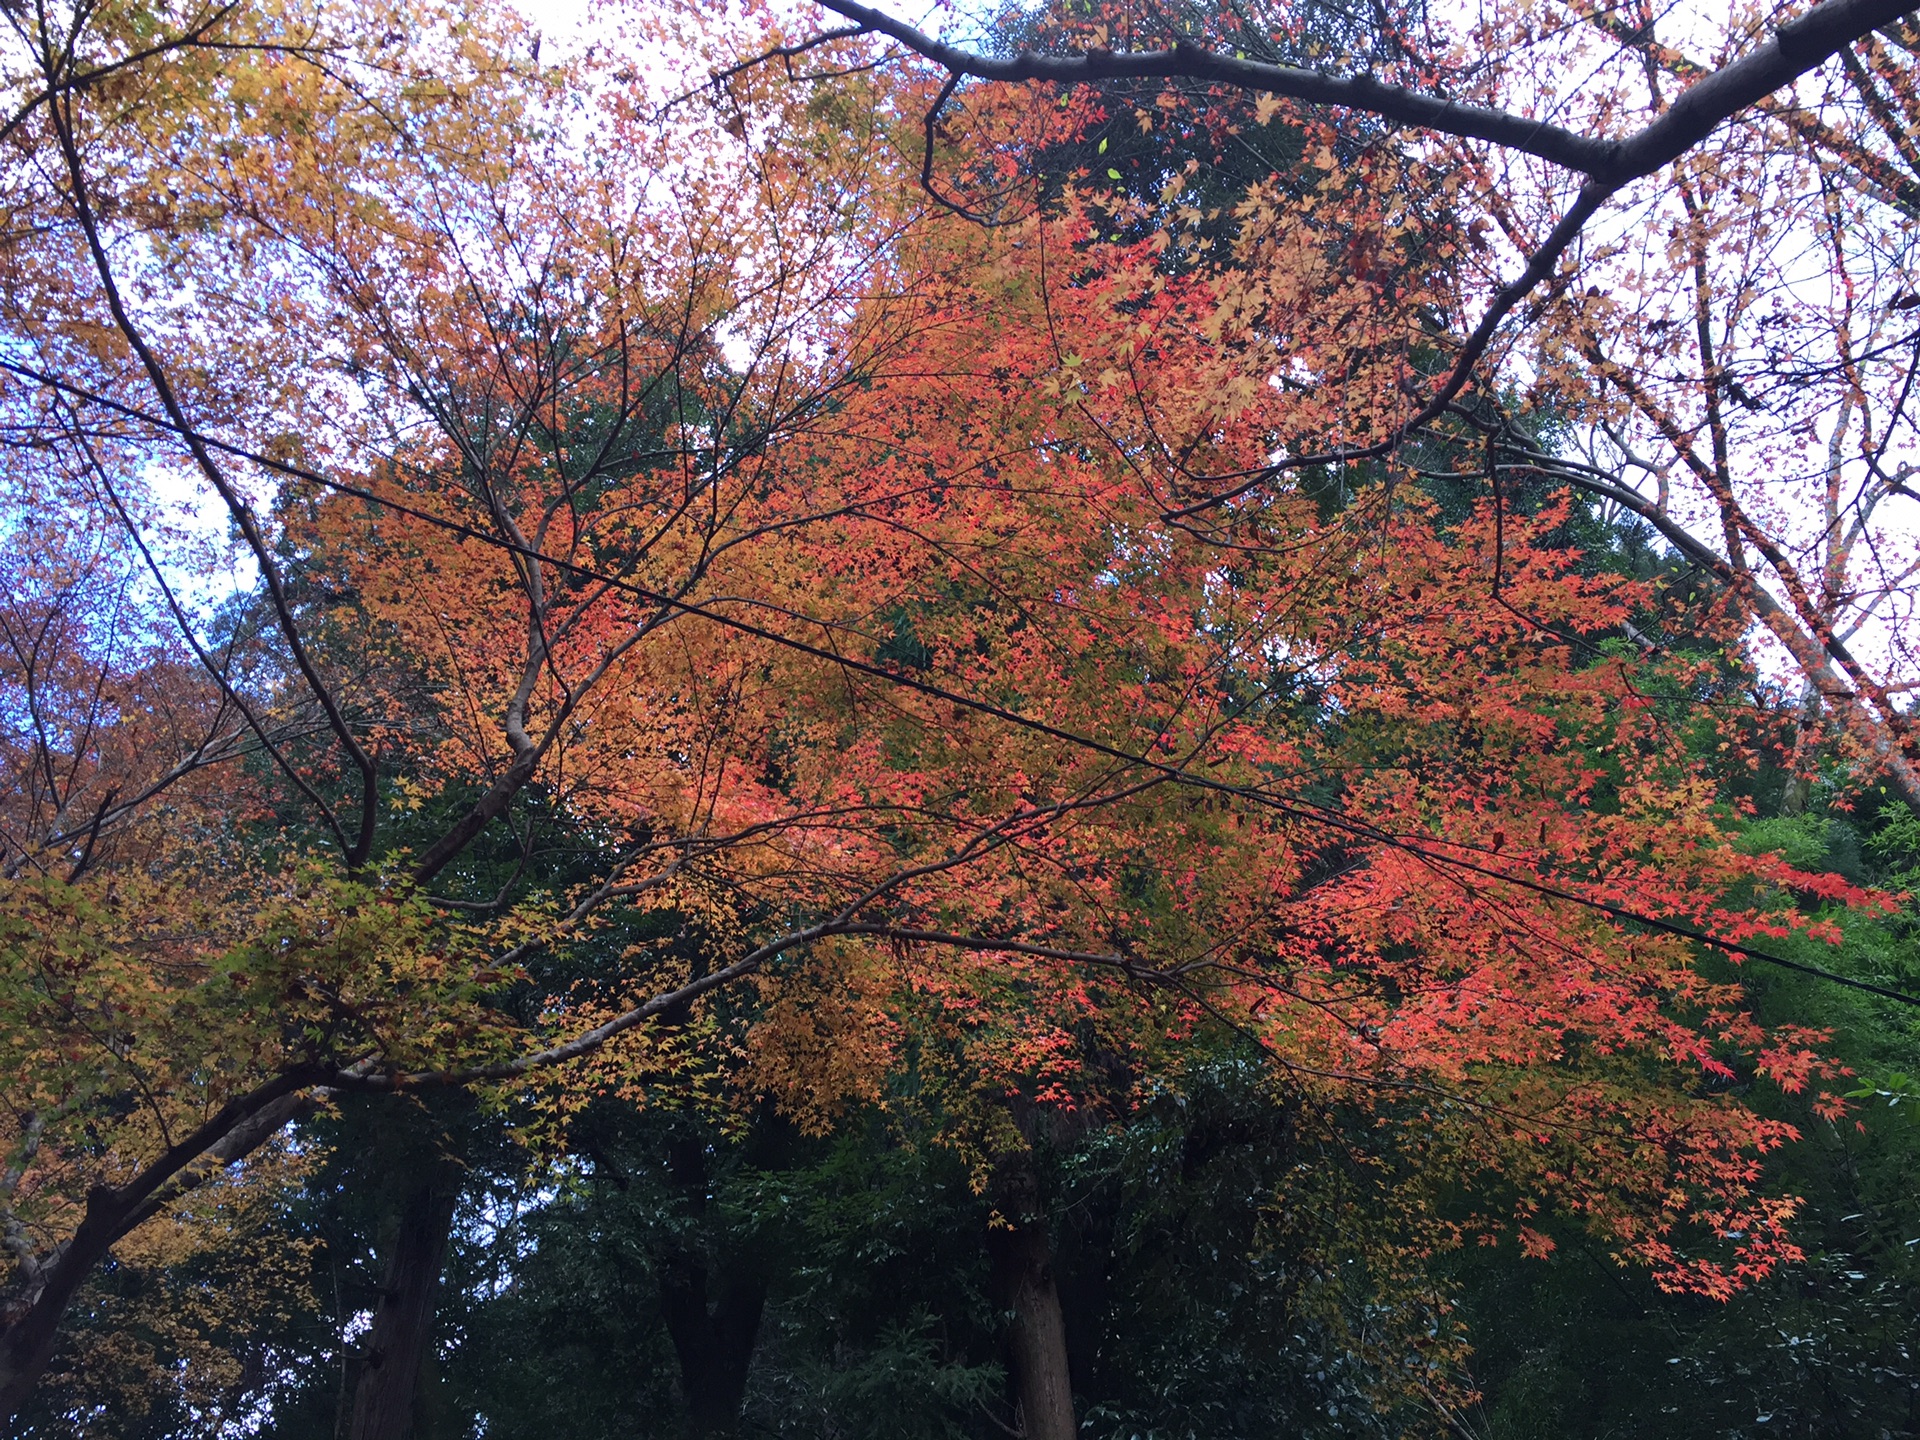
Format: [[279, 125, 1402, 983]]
[[1, 0, 1916, 1430]]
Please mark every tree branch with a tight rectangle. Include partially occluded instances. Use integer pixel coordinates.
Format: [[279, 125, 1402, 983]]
[[813, 0, 1615, 171]]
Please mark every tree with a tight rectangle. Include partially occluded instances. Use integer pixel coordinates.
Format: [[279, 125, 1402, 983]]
[[0, 0, 1904, 1425], [813, 0, 1920, 808]]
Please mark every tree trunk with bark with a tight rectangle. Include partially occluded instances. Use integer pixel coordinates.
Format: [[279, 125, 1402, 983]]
[[0, 1084, 316, 1424], [346, 1164, 461, 1440], [988, 1165, 1076, 1440], [1782, 681, 1824, 816]]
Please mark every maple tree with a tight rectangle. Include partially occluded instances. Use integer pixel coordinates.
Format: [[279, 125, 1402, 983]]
[[2, 0, 1918, 1432], [818, 0, 1920, 805]]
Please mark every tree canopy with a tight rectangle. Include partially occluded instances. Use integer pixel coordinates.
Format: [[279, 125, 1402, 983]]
[[2, 0, 1919, 1434]]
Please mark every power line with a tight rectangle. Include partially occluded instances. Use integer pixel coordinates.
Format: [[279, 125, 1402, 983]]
[[11, 354, 1918, 1008]]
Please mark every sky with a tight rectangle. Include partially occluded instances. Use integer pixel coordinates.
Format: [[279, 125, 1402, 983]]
[[136, 0, 1918, 691]]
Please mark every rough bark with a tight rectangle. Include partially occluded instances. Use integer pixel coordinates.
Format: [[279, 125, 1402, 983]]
[[0, 1215, 106, 1423], [988, 1166, 1077, 1440], [346, 1168, 461, 1440]]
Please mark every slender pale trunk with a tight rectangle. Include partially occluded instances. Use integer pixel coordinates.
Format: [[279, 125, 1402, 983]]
[[1782, 681, 1823, 816]]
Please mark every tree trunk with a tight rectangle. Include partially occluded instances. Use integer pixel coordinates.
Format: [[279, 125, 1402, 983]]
[[659, 1260, 766, 1437], [657, 1132, 765, 1437], [0, 1217, 108, 1422], [0, 1083, 316, 1425], [988, 1167, 1076, 1440], [1054, 1206, 1113, 1405], [1782, 681, 1823, 816], [346, 1170, 460, 1440]]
